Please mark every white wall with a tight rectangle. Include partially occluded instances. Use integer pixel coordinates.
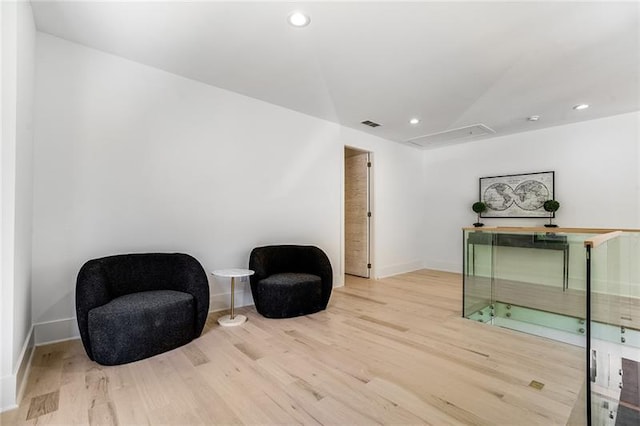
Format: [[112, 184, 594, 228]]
[[0, 0, 18, 410], [29, 22, 638, 360], [423, 111, 640, 272], [31, 34, 424, 333], [1, 0, 35, 412], [341, 129, 425, 278], [14, 0, 35, 380]]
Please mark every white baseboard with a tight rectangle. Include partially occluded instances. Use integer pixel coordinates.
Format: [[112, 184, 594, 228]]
[[0, 374, 17, 413], [15, 327, 34, 407], [0, 326, 35, 413], [422, 259, 461, 274], [34, 318, 79, 345], [30, 288, 258, 347], [209, 287, 255, 313], [376, 260, 424, 279]]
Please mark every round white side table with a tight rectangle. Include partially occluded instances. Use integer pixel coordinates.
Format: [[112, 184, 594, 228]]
[[211, 269, 254, 326]]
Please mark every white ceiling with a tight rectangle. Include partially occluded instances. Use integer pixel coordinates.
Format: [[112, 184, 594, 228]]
[[30, 1, 640, 149]]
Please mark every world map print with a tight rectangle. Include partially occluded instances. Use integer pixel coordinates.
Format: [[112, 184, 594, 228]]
[[479, 172, 554, 218], [484, 180, 549, 211]]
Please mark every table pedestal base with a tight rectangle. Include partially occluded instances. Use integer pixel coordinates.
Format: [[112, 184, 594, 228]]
[[217, 314, 247, 327]]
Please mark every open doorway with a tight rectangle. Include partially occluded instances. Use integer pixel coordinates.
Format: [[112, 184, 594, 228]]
[[344, 147, 371, 278]]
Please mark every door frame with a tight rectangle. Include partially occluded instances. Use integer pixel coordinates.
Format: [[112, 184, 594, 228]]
[[341, 145, 375, 282]]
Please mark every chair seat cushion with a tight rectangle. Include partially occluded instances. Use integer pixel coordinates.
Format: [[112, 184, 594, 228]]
[[257, 273, 322, 318], [88, 290, 195, 365]]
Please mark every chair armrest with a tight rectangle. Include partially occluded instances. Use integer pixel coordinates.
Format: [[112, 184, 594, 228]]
[[248, 248, 270, 313], [171, 254, 210, 336], [76, 260, 112, 361], [249, 248, 270, 283], [308, 247, 333, 307]]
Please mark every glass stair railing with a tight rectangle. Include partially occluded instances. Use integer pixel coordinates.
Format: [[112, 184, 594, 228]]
[[463, 227, 640, 426]]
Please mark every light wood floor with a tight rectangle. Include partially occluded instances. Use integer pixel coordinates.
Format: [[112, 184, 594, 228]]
[[1, 270, 585, 425]]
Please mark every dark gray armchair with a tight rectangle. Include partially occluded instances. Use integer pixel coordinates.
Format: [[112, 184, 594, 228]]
[[76, 253, 209, 365], [249, 245, 332, 318]]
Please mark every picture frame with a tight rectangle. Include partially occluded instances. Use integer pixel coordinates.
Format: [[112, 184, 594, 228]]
[[479, 171, 554, 218]]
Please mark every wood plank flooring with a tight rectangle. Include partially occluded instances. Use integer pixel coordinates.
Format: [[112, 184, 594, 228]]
[[1, 269, 585, 425]]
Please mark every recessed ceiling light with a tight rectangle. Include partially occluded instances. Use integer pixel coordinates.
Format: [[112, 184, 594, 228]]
[[528, 115, 540, 121], [409, 118, 420, 125], [288, 12, 310, 27], [573, 104, 590, 110]]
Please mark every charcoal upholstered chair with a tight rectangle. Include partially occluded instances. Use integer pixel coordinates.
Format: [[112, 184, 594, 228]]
[[249, 245, 332, 318], [76, 253, 209, 365]]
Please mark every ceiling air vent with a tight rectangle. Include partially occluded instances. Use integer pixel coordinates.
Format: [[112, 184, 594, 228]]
[[407, 123, 495, 148], [361, 120, 381, 128]]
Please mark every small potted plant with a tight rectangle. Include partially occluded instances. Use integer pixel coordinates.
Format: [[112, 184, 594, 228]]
[[472, 201, 487, 227], [543, 199, 560, 228]]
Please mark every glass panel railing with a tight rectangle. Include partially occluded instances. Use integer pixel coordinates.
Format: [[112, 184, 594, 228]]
[[463, 228, 594, 344], [492, 231, 590, 344], [588, 232, 640, 426], [463, 227, 640, 425], [463, 230, 493, 323]]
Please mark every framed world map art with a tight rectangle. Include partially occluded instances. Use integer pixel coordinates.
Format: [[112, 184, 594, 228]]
[[479, 171, 554, 218]]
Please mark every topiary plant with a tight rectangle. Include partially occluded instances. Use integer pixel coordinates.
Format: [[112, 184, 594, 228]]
[[543, 199, 560, 227], [472, 201, 487, 227]]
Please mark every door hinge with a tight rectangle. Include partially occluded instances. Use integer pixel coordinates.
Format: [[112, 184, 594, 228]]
[[367, 212, 372, 217], [367, 162, 372, 167], [367, 263, 372, 269]]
